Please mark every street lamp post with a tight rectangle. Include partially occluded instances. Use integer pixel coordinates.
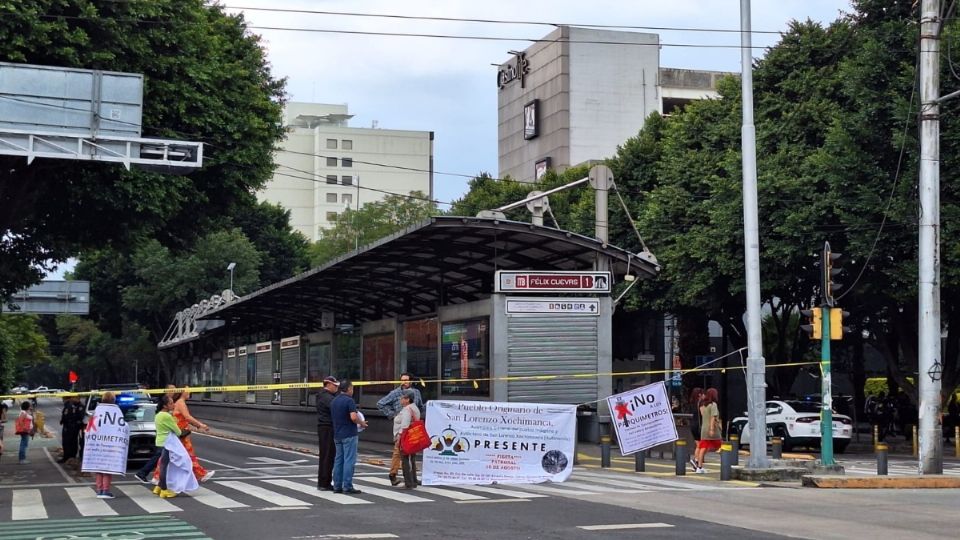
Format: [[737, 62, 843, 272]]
[[227, 262, 236, 293]]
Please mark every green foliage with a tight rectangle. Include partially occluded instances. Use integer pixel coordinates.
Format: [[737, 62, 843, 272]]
[[309, 192, 437, 266], [0, 314, 49, 389], [231, 201, 311, 285], [0, 0, 285, 299]]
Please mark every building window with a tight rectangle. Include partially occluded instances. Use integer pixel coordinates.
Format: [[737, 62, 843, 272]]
[[326, 157, 338, 167], [441, 319, 490, 397], [341, 175, 353, 185], [326, 139, 337, 149], [342, 140, 353, 150], [362, 333, 396, 401], [326, 174, 337, 184], [403, 318, 438, 402], [342, 157, 353, 168], [326, 211, 338, 221], [326, 193, 338, 203], [342, 193, 353, 205]]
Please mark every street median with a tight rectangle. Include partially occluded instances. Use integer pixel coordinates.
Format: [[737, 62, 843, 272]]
[[802, 474, 960, 489]]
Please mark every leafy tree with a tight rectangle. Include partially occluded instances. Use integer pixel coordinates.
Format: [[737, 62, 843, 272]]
[[231, 200, 311, 285], [0, 314, 49, 389], [308, 192, 437, 266], [0, 0, 285, 299]]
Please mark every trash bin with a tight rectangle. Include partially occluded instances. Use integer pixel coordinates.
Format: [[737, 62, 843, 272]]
[[578, 409, 600, 443]]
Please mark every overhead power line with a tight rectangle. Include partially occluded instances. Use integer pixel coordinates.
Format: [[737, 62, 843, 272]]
[[223, 5, 785, 35]]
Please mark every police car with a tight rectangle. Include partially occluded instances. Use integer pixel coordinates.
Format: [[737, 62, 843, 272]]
[[731, 399, 853, 453]]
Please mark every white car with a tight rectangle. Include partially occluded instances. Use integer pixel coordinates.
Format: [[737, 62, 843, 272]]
[[731, 400, 852, 453], [29, 386, 49, 394]]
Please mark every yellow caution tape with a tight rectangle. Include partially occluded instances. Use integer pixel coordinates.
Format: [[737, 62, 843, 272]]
[[0, 361, 819, 400]]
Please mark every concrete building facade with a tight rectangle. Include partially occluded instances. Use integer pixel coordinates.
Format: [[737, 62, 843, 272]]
[[497, 26, 731, 182], [260, 102, 434, 241]]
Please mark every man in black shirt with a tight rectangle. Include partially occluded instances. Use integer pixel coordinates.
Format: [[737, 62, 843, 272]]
[[316, 376, 340, 490], [59, 396, 85, 463]]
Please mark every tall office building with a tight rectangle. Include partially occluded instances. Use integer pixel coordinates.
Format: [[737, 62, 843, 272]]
[[260, 102, 434, 241], [497, 26, 731, 182]]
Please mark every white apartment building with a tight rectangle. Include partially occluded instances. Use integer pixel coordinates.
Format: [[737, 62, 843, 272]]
[[260, 102, 434, 241], [497, 26, 731, 182]]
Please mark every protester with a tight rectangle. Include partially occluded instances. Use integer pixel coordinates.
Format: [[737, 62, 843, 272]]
[[316, 376, 340, 491], [135, 385, 176, 482], [0, 401, 8, 459], [693, 388, 722, 473], [152, 389, 213, 484], [377, 372, 423, 485], [153, 395, 182, 498], [15, 401, 34, 464], [331, 380, 367, 494], [393, 389, 422, 489], [88, 392, 128, 499], [687, 387, 704, 472], [59, 396, 85, 463]]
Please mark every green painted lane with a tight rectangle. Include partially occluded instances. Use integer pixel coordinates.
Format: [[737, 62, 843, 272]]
[[0, 515, 211, 540]]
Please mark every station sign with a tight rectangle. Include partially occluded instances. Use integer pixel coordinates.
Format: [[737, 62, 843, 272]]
[[506, 298, 600, 316], [495, 271, 611, 293]]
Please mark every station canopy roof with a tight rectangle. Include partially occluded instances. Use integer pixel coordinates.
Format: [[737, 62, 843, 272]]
[[195, 216, 659, 337]]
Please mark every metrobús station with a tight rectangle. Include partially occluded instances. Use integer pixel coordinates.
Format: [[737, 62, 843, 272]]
[[157, 216, 660, 443]]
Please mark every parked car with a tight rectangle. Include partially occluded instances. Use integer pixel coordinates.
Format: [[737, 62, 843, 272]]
[[78, 387, 157, 463], [11, 386, 28, 394], [731, 399, 852, 453], [28, 386, 48, 393]]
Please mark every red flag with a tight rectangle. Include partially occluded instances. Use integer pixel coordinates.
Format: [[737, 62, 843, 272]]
[[68, 370, 78, 384]]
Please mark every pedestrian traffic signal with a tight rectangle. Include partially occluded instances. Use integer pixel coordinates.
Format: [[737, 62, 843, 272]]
[[801, 307, 822, 339], [822, 242, 842, 306], [829, 308, 851, 340]]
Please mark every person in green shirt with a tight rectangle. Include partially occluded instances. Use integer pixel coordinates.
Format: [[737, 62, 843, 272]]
[[153, 395, 181, 497]]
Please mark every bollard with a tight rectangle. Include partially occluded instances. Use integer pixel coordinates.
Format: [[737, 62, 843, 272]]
[[956, 426, 959, 458], [600, 435, 611, 468], [720, 443, 733, 481], [876, 442, 888, 476], [729, 434, 740, 466], [635, 450, 646, 472], [912, 425, 918, 458], [873, 424, 879, 447], [771, 437, 783, 459], [675, 440, 688, 476]]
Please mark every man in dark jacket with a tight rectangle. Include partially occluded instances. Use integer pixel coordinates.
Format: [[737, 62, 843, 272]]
[[316, 376, 340, 490], [59, 396, 85, 463]]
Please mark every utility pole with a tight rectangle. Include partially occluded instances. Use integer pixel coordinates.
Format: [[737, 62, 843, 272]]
[[740, 0, 768, 469], [918, 0, 943, 474]]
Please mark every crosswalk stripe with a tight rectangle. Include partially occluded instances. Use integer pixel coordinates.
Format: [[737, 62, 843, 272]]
[[217, 480, 313, 507], [189, 486, 249, 509], [570, 475, 672, 490], [344, 482, 433, 503], [358, 477, 488, 500], [116, 485, 182, 513], [65, 487, 118, 516], [556, 480, 653, 493], [577, 471, 708, 490], [12, 489, 48, 521], [262, 480, 372, 505], [502, 483, 600, 496], [445, 484, 549, 499]]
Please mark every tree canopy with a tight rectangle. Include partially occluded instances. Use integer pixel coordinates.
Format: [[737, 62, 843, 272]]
[[0, 0, 285, 299]]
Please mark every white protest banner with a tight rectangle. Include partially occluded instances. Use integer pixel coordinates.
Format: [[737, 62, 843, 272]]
[[607, 381, 678, 455], [81, 403, 130, 475], [422, 400, 576, 486]]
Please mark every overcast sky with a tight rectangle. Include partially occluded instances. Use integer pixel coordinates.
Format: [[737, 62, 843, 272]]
[[222, 0, 853, 207]]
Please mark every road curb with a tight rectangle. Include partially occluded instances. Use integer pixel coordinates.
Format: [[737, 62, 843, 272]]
[[802, 474, 960, 489]]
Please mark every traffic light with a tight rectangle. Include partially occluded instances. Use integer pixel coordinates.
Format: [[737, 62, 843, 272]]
[[822, 241, 842, 306], [829, 308, 851, 340], [801, 307, 823, 339]]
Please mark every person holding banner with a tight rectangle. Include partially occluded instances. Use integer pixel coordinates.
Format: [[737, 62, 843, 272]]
[[152, 389, 213, 484], [694, 388, 722, 473], [393, 389, 422, 489], [152, 395, 181, 498], [377, 372, 423, 485], [82, 392, 130, 499]]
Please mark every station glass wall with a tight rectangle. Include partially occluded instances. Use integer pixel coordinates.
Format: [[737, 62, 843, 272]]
[[440, 318, 490, 397], [402, 318, 439, 401]]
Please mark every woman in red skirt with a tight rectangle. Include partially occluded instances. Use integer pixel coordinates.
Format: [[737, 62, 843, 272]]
[[153, 389, 214, 483]]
